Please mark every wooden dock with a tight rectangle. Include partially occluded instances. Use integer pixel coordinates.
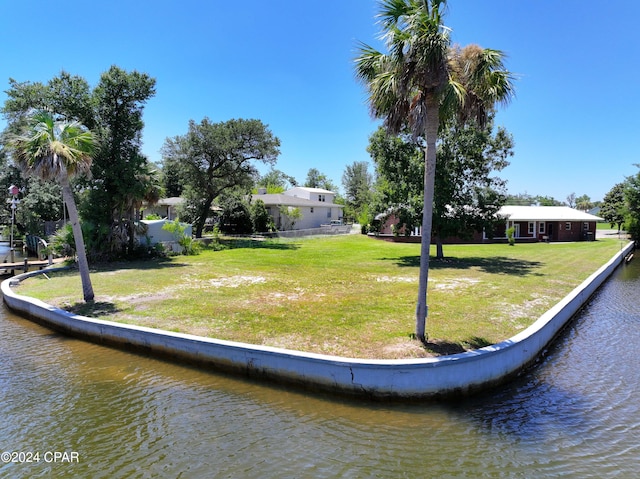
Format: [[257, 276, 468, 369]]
[[0, 258, 63, 276]]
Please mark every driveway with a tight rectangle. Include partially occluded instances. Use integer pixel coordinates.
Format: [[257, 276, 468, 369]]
[[596, 229, 628, 240]]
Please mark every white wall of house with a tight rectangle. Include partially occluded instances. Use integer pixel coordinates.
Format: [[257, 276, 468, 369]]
[[294, 206, 339, 229], [284, 187, 335, 204], [268, 205, 340, 230], [138, 219, 192, 245], [257, 187, 343, 230]]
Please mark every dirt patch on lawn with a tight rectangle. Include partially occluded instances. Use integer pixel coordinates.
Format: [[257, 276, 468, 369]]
[[375, 275, 416, 283], [177, 275, 267, 290], [431, 278, 480, 290], [379, 338, 435, 358]]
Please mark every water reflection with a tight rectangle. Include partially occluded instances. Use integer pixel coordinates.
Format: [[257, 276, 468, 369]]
[[1, 259, 639, 478]]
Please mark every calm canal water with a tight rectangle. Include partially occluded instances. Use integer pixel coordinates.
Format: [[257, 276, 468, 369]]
[[0, 254, 638, 478]]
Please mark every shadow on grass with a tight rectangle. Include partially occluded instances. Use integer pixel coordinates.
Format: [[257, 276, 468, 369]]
[[41, 240, 299, 278], [65, 301, 121, 317], [65, 257, 193, 275], [423, 340, 467, 355], [385, 255, 545, 276], [219, 238, 300, 250], [422, 336, 493, 355]]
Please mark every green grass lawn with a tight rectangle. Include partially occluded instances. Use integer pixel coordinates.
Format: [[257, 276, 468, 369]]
[[15, 235, 626, 359]]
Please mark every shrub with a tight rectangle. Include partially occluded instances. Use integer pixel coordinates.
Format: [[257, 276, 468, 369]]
[[250, 199, 274, 233], [162, 219, 201, 255], [48, 223, 75, 257]]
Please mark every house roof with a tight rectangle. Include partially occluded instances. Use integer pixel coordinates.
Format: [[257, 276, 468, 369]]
[[286, 186, 335, 195], [498, 206, 603, 222], [156, 197, 184, 206], [252, 193, 343, 209]]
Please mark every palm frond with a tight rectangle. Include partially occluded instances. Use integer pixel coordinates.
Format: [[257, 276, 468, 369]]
[[449, 45, 515, 127], [356, 0, 453, 139], [377, 0, 413, 31], [8, 110, 96, 181]]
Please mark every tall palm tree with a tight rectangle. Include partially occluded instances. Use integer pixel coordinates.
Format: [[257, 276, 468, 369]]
[[355, 0, 514, 341], [10, 111, 97, 302], [113, 158, 164, 254]]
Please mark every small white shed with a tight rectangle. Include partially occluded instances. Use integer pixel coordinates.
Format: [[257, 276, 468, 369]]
[[138, 219, 192, 246]]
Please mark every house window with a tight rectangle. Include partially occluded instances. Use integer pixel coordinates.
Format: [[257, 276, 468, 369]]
[[528, 222, 534, 234], [318, 194, 325, 202], [327, 210, 332, 218], [565, 222, 571, 230], [583, 222, 589, 230], [539, 222, 545, 234], [310, 207, 314, 213]]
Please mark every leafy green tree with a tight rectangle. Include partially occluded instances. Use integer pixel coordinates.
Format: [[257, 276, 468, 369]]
[[161, 117, 280, 237], [0, 150, 24, 228], [575, 194, 593, 211], [86, 66, 157, 255], [355, 0, 515, 341], [9, 111, 96, 302], [341, 161, 373, 223], [161, 156, 184, 198], [431, 117, 513, 257], [304, 168, 337, 191], [279, 206, 302, 230], [367, 128, 424, 230], [2, 67, 157, 259], [2, 74, 95, 129], [256, 169, 297, 193], [1, 74, 87, 237], [506, 194, 563, 206], [537, 196, 563, 206], [162, 219, 200, 255], [369, 117, 513, 259], [625, 168, 640, 240], [218, 192, 253, 234], [250, 199, 274, 232], [504, 193, 537, 206], [2, 78, 49, 126], [17, 177, 63, 236], [600, 183, 627, 231]]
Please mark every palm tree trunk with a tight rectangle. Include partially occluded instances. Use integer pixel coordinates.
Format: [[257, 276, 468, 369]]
[[415, 93, 440, 342], [60, 177, 95, 302]]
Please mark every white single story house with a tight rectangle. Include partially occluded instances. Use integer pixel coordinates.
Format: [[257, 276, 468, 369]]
[[252, 187, 344, 230], [494, 205, 604, 242], [142, 197, 184, 220], [142, 197, 222, 223]]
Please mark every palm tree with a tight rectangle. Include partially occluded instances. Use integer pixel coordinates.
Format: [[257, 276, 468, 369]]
[[10, 111, 97, 302], [115, 158, 164, 254], [355, 0, 514, 341]]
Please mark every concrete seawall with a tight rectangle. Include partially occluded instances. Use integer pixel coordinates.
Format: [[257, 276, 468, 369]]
[[2, 241, 634, 400]]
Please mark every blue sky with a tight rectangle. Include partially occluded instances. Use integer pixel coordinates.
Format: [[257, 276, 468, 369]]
[[2, 0, 639, 202]]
